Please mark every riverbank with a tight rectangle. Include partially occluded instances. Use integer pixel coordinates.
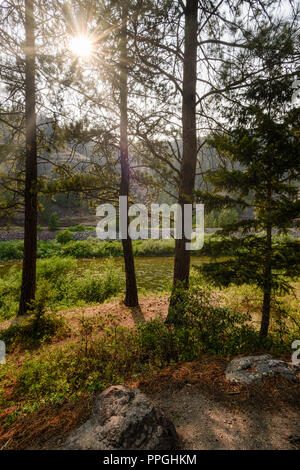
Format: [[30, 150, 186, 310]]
[[1, 231, 299, 262], [0, 238, 179, 262]]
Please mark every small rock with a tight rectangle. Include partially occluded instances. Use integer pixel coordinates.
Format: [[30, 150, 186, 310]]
[[226, 355, 300, 385]]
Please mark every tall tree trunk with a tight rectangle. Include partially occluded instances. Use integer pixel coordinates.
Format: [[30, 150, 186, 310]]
[[119, 3, 139, 308], [18, 0, 38, 316], [260, 184, 272, 338], [167, 0, 198, 320]]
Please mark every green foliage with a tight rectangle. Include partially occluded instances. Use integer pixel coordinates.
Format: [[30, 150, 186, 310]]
[[200, 235, 300, 290], [36, 256, 77, 282], [133, 239, 175, 256], [37, 241, 61, 258], [204, 208, 239, 228], [0, 266, 21, 318], [48, 212, 60, 231], [0, 282, 68, 350], [0, 241, 24, 261], [67, 224, 94, 232], [0, 257, 122, 320], [74, 261, 121, 304], [167, 282, 259, 356], [196, 39, 300, 336], [56, 230, 72, 244], [0, 309, 67, 352], [218, 208, 239, 228], [204, 210, 219, 228], [0, 238, 177, 262], [38, 196, 53, 224]]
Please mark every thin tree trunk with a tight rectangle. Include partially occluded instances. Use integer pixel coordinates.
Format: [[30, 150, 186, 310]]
[[167, 0, 198, 320], [18, 0, 38, 316], [260, 185, 272, 338], [119, 3, 139, 308]]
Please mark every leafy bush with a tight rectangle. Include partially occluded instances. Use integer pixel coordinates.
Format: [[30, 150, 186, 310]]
[[0, 241, 24, 261], [37, 241, 60, 258], [56, 230, 73, 244], [48, 212, 60, 231], [0, 266, 21, 318], [68, 224, 94, 232], [0, 257, 122, 320], [0, 283, 68, 351], [168, 283, 260, 356], [36, 256, 77, 282], [73, 260, 121, 304]]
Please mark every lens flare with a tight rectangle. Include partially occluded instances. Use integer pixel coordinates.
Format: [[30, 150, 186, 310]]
[[69, 35, 93, 58]]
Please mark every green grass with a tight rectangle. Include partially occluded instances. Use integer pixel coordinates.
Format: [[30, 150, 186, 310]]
[[0, 257, 123, 321], [0, 238, 179, 261]]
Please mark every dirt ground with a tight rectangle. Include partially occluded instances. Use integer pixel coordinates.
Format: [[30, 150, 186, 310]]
[[1, 357, 299, 450], [0, 297, 299, 451], [137, 361, 300, 450]]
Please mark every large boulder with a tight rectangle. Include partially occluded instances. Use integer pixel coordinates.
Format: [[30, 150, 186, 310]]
[[226, 355, 300, 385], [64, 386, 178, 450]]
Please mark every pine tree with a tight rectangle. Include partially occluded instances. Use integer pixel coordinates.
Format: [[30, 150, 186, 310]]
[[119, 1, 139, 307], [196, 25, 300, 337], [18, 0, 38, 315]]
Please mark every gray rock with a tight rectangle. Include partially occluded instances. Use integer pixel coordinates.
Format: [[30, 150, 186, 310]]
[[226, 355, 300, 385], [64, 386, 178, 450]]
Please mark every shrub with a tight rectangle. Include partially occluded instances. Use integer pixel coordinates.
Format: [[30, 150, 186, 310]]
[[36, 256, 77, 282], [68, 224, 94, 232], [73, 260, 122, 304], [48, 212, 60, 231], [0, 282, 68, 351], [56, 230, 72, 244], [0, 266, 21, 319], [0, 257, 123, 320], [167, 282, 260, 356], [0, 241, 24, 261], [37, 240, 60, 258]]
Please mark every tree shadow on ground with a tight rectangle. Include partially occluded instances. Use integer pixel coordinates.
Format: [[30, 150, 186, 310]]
[[127, 305, 146, 324]]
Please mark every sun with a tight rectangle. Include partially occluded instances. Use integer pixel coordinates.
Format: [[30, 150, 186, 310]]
[[69, 35, 93, 58]]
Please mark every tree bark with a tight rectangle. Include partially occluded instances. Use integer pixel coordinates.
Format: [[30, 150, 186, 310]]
[[18, 0, 38, 316], [119, 3, 139, 308], [167, 0, 198, 320], [260, 184, 272, 338]]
